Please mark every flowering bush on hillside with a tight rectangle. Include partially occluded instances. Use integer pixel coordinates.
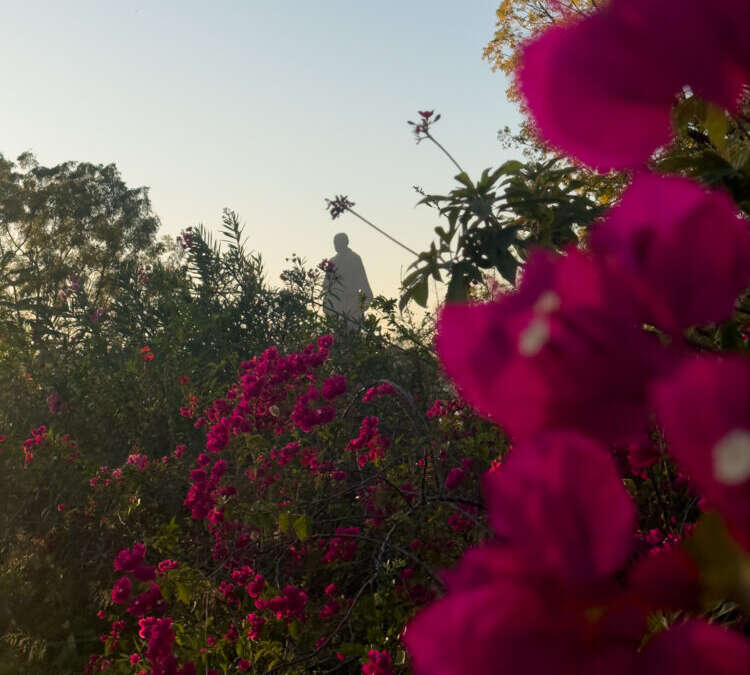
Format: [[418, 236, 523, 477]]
[[49, 334, 503, 673]]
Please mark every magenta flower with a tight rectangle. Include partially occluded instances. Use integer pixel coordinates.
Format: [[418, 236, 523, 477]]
[[405, 434, 643, 674], [111, 576, 132, 604], [362, 649, 394, 675], [114, 543, 147, 572], [444, 467, 466, 491], [591, 174, 750, 336], [321, 374, 347, 400], [519, 0, 750, 171], [405, 545, 643, 675], [641, 621, 750, 675], [484, 432, 635, 586], [437, 248, 669, 443], [652, 355, 750, 549], [405, 431, 750, 673]]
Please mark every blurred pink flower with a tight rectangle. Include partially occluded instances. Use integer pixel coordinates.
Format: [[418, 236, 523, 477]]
[[652, 355, 750, 549], [437, 248, 669, 443], [518, 0, 750, 171], [591, 173, 750, 336]]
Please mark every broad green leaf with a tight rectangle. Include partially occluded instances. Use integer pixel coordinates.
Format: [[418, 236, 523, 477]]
[[412, 277, 429, 307], [279, 511, 290, 533], [293, 514, 310, 541], [683, 511, 750, 610], [705, 104, 728, 150], [496, 159, 523, 175], [454, 172, 475, 189], [446, 271, 468, 302], [176, 582, 191, 605], [288, 620, 301, 639]]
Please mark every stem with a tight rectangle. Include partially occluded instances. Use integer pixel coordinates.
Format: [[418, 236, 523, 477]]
[[346, 208, 419, 257], [425, 132, 465, 174]]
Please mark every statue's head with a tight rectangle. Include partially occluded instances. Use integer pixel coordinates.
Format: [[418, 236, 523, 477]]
[[333, 232, 349, 253]]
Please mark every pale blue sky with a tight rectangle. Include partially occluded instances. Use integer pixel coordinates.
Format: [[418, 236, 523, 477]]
[[1, 0, 522, 302]]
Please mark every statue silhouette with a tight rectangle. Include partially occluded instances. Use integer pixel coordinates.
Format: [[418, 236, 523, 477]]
[[322, 233, 373, 327]]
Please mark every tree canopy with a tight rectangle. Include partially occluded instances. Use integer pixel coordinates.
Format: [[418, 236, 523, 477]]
[[0, 153, 161, 350]]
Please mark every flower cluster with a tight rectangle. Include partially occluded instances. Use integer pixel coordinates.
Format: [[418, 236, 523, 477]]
[[22, 425, 48, 465], [362, 381, 395, 403], [346, 416, 390, 467], [325, 195, 355, 220], [407, 109, 441, 143], [322, 526, 361, 564]]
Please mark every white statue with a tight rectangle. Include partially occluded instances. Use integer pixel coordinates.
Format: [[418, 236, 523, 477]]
[[322, 233, 373, 326]]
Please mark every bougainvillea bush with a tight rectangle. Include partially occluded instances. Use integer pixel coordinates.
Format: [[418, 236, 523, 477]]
[[1, 327, 505, 673]]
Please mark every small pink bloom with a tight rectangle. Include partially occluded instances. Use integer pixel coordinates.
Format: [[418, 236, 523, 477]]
[[362, 649, 393, 675], [444, 468, 465, 491], [321, 374, 347, 400], [111, 576, 132, 604]]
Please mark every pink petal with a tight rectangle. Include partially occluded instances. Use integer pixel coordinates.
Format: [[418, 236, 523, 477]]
[[518, 0, 750, 171], [484, 432, 636, 585], [642, 621, 750, 674], [592, 174, 750, 335], [651, 355, 750, 548]]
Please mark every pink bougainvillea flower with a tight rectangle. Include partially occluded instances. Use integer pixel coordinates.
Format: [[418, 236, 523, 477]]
[[321, 374, 347, 400], [361, 649, 394, 675], [405, 545, 645, 675], [405, 434, 644, 674], [484, 432, 635, 586], [111, 576, 132, 604], [444, 467, 466, 491], [628, 547, 700, 611], [437, 248, 670, 444], [651, 355, 750, 548], [405, 432, 750, 673], [519, 0, 750, 171], [592, 173, 750, 335], [641, 621, 750, 675]]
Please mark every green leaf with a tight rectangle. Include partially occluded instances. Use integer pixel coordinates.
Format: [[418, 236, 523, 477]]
[[496, 251, 519, 285], [446, 271, 468, 303], [279, 511, 291, 533], [495, 159, 523, 175], [454, 172, 475, 190], [412, 277, 429, 307], [293, 515, 310, 541], [672, 96, 706, 132], [176, 582, 191, 605], [683, 511, 750, 610], [705, 104, 729, 150]]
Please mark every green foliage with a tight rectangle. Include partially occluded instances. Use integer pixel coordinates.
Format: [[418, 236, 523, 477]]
[[401, 157, 606, 307], [659, 93, 750, 214], [0, 149, 506, 672]]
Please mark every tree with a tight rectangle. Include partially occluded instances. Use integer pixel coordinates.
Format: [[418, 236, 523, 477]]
[[0, 152, 161, 353], [483, 0, 599, 101]]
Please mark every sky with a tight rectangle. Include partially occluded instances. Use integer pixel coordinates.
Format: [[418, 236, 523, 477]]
[[1, 0, 523, 305]]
